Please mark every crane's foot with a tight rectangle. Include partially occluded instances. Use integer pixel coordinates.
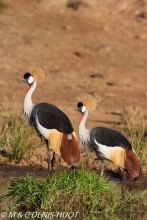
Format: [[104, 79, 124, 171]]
[[47, 165, 53, 176]]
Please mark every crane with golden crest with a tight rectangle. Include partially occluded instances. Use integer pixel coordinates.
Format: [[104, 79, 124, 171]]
[[76, 93, 142, 179], [21, 66, 80, 174]]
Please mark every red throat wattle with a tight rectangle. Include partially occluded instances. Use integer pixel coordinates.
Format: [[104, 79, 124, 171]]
[[26, 85, 31, 93], [80, 114, 84, 122]]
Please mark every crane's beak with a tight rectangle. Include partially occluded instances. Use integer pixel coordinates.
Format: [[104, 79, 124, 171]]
[[20, 79, 27, 83], [75, 107, 82, 113]]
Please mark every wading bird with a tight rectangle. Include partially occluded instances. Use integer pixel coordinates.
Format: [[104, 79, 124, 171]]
[[22, 66, 80, 173], [76, 93, 142, 179]]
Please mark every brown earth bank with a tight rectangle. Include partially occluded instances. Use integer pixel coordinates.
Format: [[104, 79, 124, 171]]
[[0, 0, 147, 178]]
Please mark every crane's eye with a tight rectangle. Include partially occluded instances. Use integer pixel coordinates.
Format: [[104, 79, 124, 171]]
[[28, 76, 34, 84], [77, 102, 83, 108]]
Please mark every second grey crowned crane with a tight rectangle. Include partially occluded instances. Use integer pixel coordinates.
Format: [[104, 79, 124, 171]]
[[76, 93, 142, 179]]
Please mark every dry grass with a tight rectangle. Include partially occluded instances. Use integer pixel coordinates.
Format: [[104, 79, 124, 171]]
[[0, 108, 147, 170], [121, 108, 147, 166], [0, 0, 8, 13], [0, 111, 33, 163]]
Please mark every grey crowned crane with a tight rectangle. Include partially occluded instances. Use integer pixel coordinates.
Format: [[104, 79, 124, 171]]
[[22, 66, 80, 173], [76, 93, 142, 179]]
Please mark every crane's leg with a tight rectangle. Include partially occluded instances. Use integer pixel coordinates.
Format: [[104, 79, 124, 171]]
[[51, 152, 55, 172], [119, 168, 125, 199], [45, 139, 51, 174], [100, 161, 104, 176]]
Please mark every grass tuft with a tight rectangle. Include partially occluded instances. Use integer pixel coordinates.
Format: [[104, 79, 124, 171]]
[[0, 113, 32, 162], [121, 109, 147, 166]]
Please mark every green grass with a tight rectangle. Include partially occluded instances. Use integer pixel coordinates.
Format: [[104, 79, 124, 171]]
[[0, 113, 32, 162], [1, 168, 147, 219]]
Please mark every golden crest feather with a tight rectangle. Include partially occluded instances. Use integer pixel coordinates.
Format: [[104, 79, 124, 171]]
[[29, 66, 46, 82], [77, 93, 98, 111]]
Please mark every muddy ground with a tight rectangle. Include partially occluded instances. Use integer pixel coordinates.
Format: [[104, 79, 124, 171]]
[[0, 0, 147, 178]]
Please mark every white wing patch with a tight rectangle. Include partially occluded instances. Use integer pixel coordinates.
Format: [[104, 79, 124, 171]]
[[36, 117, 52, 139], [94, 138, 112, 159]]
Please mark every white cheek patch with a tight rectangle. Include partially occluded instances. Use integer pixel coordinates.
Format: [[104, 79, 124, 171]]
[[82, 106, 86, 113], [28, 76, 34, 84]]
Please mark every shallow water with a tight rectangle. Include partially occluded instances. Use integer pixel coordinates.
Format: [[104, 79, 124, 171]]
[[109, 174, 147, 191]]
